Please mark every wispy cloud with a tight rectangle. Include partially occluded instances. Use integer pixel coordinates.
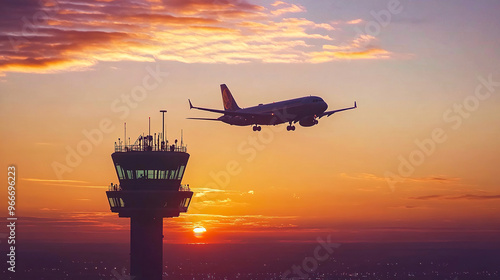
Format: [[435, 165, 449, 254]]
[[346, 18, 363, 25], [410, 194, 500, 201], [270, 1, 305, 16], [410, 194, 445, 200], [23, 178, 88, 183], [341, 173, 460, 184], [0, 0, 396, 75], [182, 213, 298, 231], [310, 35, 392, 62], [23, 178, 106, 189]]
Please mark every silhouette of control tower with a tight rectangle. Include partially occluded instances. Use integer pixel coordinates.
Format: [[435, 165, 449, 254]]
[[106, 111, 193, 280]]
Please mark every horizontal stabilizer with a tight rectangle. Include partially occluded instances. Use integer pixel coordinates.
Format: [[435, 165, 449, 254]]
[[187, 98, 271, 118], [186, 117, 222, 121]]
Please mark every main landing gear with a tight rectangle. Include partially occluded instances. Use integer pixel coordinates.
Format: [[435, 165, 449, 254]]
[[252, 125, 262, 131], [286, 122, 296, 131]]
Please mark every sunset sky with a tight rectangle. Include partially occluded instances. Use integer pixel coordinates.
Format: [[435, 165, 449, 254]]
[[1, 0, 499, 245]]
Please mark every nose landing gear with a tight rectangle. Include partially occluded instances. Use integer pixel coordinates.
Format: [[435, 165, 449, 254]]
[[252, 125, 262, 131], [286, 122, 296, 131]]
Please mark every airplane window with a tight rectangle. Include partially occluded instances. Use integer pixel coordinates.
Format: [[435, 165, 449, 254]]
[[119, 198, 125, 207], [127, 170, 134, 179], [147, 170, 155, 179], [136, 170, 145, 179]]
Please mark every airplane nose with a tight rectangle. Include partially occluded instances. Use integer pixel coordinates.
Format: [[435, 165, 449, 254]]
[[321, 101, 327, 112]]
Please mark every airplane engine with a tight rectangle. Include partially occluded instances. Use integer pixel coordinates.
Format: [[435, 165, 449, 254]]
[[299, 116, 319, 127]]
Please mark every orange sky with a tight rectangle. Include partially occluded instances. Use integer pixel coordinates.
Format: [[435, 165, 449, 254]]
[[1, 0, 500, 244]]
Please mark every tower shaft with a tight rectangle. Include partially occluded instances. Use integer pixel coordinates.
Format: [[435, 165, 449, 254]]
[[130, 215, 163, 280]]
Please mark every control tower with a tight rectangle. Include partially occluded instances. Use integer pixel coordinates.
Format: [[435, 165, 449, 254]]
[[106, 113, 193, 280]]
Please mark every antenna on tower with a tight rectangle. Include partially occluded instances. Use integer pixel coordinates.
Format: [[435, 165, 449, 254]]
[[181, 129, 183, 146], [160, 110, 167, 150], [124, 122, 126, 149]]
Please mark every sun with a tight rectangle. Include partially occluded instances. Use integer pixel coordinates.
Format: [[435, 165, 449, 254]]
[[193, 226, 207, 238], [193, 227, 206, 233]]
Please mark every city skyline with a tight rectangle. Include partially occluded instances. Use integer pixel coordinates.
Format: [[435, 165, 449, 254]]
[[1, 0, 500, 245]]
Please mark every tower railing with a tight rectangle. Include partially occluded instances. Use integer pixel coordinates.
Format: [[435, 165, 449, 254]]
[[114, 143, 187, 153], [108, 183, 191, 192]]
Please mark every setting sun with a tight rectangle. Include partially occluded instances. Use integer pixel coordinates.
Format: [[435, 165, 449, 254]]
[[193, 226, 207, 234]]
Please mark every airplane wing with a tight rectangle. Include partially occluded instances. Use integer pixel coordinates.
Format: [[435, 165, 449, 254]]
[[188, 99, 272, 118], [318, 101, 357, 119]]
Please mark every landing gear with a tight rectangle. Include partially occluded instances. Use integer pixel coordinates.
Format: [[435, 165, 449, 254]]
[[286, 122, 296, 131], [252, 125, 261, 131]]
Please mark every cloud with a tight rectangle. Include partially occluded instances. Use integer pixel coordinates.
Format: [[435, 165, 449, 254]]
[[270, 1, 305, 16], [446, 194, 500, 200], [310, 35, 392, 62], [40, 207, 59, 211], [341, 173, 460, 184], [194, 197, 249, 208], [183, 213, 298, 231], [22, 178, 107, 189], [14, 212, 126, 232], [410, 194, 500, 201], [410, 194, 445, 200], [23, 178, 88, 183], [346, 18, 363, 25], [340, 172, 387, 181], [407, 176, 461, 183], [0, 0, 397, 75]]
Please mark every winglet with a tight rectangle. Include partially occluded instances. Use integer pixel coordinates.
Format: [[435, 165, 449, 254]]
[[354, 101, 357, 108], [188, 99, 193, 109]]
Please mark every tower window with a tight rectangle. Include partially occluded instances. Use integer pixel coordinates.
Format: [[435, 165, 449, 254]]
[[183, 198, 190, 208], [177, 166, 185, 180], [115, 165, 125, 179], [147, 170, 155, 179], [169, 169, 177, 180], [108, 198, 116, 207]]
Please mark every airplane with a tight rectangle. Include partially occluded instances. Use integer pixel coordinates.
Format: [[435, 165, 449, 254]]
[[188, 84, 357, 131]]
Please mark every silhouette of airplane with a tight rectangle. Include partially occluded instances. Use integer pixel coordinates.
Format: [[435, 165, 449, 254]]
[[188, 84, 356, 131]]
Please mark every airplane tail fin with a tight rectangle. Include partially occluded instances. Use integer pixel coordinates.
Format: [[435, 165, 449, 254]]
[[221, 84, 240, 111]]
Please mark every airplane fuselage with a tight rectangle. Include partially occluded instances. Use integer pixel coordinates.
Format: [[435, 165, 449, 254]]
[[218, 96, 328, 126]]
